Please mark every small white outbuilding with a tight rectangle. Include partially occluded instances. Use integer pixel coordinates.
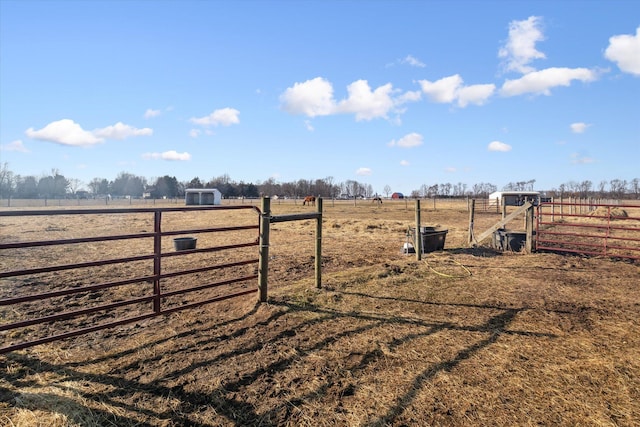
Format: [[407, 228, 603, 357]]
[[488, 191, 540, 207], [185, 188, 222, 205]]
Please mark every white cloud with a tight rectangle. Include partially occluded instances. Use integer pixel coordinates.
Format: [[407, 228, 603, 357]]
[[400, 160, 409, 166], [488, 141, 512, 152], [25, 119, 152, 146], [142, 150, 191, 161], [0, 140, 29, 153], [570, 122, 591, 133], [500, 67, 598, 96], [604, 27, 640, 76], [418, 75, 494, 107], [337, 80, 395, 121], [190, 108, 240, 126], [280, 77, 419, 121], [498, 16, 546, 74], [419, 74, 463, 103], [189, 129, 201, 138], [93, 122, 153, 140], [356, 167, 372, 176], [144, 108, 161, 119], [445, 167, 457, 173], [571, 152, 595, 164], [279, 77, 336, 117], [457, 84, 496, 107], [304, 120, 314, 131], [388, 132, 424, 148], [396, 90, 422, 103], [401, 55, 426, 68], [25, 119, 103, 146]]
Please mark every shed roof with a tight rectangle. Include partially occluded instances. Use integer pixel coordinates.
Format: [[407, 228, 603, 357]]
[[489, 190, 540, 199]]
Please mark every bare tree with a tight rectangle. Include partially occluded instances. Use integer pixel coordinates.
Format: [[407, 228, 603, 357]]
[[68, 178, 83, 196], [527, 179, 536, 190], [441, 183, 452, 196], [609, 179, 627, 199], [579, 180, 592, 198], [0, 162, 15, 199], [631, 178, 639, 199], [598, 180, 608, 197], [417, 184, 427, 198]]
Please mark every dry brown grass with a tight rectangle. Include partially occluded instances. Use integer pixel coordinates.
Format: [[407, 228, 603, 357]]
[[1, 199, 639, 426]]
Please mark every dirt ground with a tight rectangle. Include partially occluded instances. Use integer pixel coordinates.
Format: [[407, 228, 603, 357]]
[[1, 199, 639, 426]]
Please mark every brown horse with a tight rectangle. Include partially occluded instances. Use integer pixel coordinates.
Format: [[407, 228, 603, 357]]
[[303, 195, 316, 206]]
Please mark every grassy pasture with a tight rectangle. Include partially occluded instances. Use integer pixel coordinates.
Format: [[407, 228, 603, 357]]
[[1, 199, 639, 426]]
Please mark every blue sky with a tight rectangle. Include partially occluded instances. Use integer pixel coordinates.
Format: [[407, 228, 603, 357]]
[[1, 0, 638, 195]]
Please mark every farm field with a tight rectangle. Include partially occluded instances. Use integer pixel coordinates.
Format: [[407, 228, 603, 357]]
[[1, 199, 639, 426]]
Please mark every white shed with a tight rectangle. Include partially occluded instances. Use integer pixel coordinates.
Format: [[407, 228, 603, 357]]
[[489, 191, 540, 207], [185, 188, 222, 205]]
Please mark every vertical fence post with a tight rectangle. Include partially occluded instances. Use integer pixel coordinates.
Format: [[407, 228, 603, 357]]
[[415, 199, 422, 260], [570, 197, 574, 215], [153, 210, 162, 313], [258, 196, 271, 302], [525, 204, 534, 254], [315, 198, 323, 289], [468, 199, 476, 245]]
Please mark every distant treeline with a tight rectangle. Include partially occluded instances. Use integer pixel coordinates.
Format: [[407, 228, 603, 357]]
[[0, 163, 638, 200]]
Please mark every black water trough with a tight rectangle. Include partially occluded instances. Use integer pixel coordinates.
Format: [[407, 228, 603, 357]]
[[410, 227, 448, 253], [493, 229, 526, 252], [174, 237, 197, 251]]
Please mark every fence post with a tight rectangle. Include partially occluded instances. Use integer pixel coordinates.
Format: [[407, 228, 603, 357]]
[[415, 199, 422, 260], [315, 198, 322, 289], [258, 196, 271, 302], [468, 199, 476, 245], [525, 204, 534, 253], [153, 210, 162, 313]]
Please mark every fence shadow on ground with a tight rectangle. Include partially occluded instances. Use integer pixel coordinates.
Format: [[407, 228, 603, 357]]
[[0, 287, 562, 426]]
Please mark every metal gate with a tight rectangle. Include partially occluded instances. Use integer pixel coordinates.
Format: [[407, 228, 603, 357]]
[[536, 201, 640, 260], [0, 205, 261, 353]]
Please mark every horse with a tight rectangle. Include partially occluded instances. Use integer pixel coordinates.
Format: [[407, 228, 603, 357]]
[[303, 195, 316, 206], [372, 196, 382, 205]]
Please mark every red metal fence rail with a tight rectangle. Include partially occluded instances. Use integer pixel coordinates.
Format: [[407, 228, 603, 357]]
[[0, 206, 261, 353], [536, 201, 640, 260]]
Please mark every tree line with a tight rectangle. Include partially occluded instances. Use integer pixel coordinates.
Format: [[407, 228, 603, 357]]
[[0, 163, 638, 200]]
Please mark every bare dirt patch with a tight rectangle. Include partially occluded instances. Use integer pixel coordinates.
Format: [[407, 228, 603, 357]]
[[1, 200, 639, 426]]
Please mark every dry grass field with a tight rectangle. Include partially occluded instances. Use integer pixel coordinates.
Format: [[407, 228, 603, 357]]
[[1, 199, 639, 426]]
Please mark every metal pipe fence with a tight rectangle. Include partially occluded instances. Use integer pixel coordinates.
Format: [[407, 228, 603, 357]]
[[0, 205, 261, 353], [536, 201, 640, 260]]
